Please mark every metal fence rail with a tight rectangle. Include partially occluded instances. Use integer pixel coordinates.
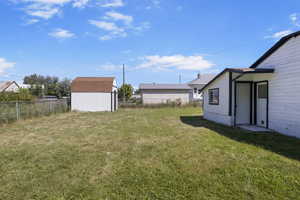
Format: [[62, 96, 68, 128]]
[[0, 99, 70, 124]]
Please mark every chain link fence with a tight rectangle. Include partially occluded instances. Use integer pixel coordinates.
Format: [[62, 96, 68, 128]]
[[0, 99, 70, 124]]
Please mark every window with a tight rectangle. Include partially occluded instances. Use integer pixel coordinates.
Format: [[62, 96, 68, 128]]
[[258, 84, 268, 99], [198, 89, 201, 94], [194, 88, 197, 93], [209, 88, 219, 105]]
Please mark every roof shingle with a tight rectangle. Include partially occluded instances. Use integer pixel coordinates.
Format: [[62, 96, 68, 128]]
[[139, 83, 191, 90], [71, 77, 115, 93]]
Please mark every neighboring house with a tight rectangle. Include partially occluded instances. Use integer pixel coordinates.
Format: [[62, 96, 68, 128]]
[[18, 84, 31, 89], [71, 77, 118, 112], [188, 73, 216, 101], [200, 31, 300, 138], [18, 84, 45, 90], [139, 83, 192, 104], [0, 81, 20, 92]]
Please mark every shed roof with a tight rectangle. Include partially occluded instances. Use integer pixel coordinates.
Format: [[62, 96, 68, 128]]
[[139, 83, 192, 90], [71, 77, 115, 93]]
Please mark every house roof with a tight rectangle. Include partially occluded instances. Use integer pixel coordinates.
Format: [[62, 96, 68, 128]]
[[199, 68, 274, 92], [139, 83, 192, 90], [188, 74, 216, 85], [71, 77, 115, 93], [250, 30, 300, 68], [0, 81, 19, 92]]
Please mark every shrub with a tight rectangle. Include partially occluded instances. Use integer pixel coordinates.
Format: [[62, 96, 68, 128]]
[[0, 89, 34, 102]]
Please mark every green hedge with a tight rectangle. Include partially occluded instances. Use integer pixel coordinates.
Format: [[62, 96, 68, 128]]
[[0, 89, 34, 102]]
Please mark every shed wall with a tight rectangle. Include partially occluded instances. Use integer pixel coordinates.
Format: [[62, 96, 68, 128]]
[[254, 36, 300, 137], [203, 72, 232, 126], [71, 92, 112, 112]]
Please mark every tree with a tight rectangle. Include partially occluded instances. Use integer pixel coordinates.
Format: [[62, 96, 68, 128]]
[[134, 89, 141, 94], [56, 78, 71, 98], [23, 74, 71, 98], [118, 84, 133, 101], [29, 85, 44, 97]]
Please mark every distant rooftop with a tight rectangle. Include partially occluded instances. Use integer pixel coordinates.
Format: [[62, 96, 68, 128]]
[[0, 81, 18, 92], [188, 74, 216, 85], [139, 83, 192, 90]]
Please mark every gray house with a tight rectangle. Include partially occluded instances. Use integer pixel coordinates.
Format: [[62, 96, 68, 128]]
[[139, 83, 192, 104], [188, 74, 216, 101]]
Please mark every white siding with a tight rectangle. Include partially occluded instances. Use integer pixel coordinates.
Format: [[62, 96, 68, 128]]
[[142, 90, 192, 104], [190, 85, 203, 100], [71, 92, 112, 112], [203, 72, 232, 126], [5, 84, 19, 92], [255, 36, 300, 137]]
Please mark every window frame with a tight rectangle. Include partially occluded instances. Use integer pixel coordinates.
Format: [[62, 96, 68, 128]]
[[194, 88, 197, 94], [208, 88, 219, 105], [257, 84, 268, 99]]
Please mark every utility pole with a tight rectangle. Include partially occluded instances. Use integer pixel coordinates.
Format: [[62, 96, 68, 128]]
[[179, 74, 182, 84], [123, 64, 125, 103]]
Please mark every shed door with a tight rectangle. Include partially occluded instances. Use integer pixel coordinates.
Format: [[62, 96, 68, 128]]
[[236, 83, 251, 125], [256, 83, 268, 127]]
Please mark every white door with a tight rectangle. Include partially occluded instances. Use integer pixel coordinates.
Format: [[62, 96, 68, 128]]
[[236, 83, 251, 125], [256, 83, 268, 127]]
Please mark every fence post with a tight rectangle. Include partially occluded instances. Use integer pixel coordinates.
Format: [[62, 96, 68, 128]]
[[16, 101, 20, 121]]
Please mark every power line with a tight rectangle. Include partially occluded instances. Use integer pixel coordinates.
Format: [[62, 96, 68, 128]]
[[123, 64, 125, 103]]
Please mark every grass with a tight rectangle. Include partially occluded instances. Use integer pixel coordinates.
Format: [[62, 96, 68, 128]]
[[0, 107, 299, 200]]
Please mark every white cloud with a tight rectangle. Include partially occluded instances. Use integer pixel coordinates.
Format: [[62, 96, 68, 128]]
[[0, 58, 16, 76], [73, 0, 89, 8], [104, 11, 133, 25], [15, 0, 90, 20], [137, 55, 215, 71], [49, 28, 75, 38], [132, 21, 150, 32], [98, 63, 122, 71], [100, 0, 124, 8], [290, 13, 300, 27], [89, 20, 124, 32], [25, 18, 40, 25], [146, 0, 160, 10], [266, 30, 293, 39], [21, 0, 71, 4], [89, 20, 127, 40], [25, 5, 60, 19]]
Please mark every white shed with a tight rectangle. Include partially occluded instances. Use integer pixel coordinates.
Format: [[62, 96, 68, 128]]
[[139, 83, 193, 104], [71, 77, 118, 112], [200, 31, 300, 138]]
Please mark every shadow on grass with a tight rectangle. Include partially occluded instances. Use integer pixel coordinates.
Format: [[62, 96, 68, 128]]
[[180, 115, 300, 162]]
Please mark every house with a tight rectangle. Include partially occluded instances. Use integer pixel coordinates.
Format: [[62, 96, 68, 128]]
[[200, 31, 300, 138], [18, 84, 32, 89], [139, 83, 192, 104], [0, 81, 20, 92], [71, 77, 118, 112], [188, 73, 216, 101]]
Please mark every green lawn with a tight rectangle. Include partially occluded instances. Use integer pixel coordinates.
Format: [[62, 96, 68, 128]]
[[0, 107, 300, 200]]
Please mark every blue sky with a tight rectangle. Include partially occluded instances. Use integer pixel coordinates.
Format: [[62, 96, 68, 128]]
[[1, 0, 300, 88]]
